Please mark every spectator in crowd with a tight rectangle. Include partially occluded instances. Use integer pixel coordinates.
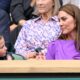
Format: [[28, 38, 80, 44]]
[[62, 0, 80, 8], [0, 34, 25, 60], [14, 0, 61, 59], [46, 4, 80, 60], [10, 0, 38, 26], [0, 0, 13, 52], [59, 0, 63, 6], [10, 0, 38, 45], [62, 0, 71, 5]]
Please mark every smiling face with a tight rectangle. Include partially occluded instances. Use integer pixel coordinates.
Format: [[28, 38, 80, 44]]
[[58, 11, 76, 35], [0, 37, 7, 57], [36, 0, 54, 14]]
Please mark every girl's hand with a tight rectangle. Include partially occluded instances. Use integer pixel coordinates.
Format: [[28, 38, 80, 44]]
[[26, 51, 37, 59], [36, 52, 45, 60]]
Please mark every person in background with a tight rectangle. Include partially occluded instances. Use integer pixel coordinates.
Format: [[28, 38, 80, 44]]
[[62, 0, 80, 8], [14, 0, 61, 60], [10, 0, 38, 26], [59, 0, 63, 6], [10, 0, 38, 45], [0, 34, 25, 60], [0, 0, 13, 52], [46, 4, 80, 60], [62, 0, 71, 5]]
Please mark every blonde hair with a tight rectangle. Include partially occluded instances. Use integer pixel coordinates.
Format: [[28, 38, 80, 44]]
[[53, 0, 61, 15], [59, 4, 80, 51]]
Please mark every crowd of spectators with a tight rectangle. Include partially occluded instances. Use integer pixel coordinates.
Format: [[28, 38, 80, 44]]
[[0, 0, 80, 60]]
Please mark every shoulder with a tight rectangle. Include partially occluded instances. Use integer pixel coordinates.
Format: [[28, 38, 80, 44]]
[[47, 40, 66, 54], [22, 17, 39, 28], [50, 39, 74, 47], [49, 39, 65, 47], [21, 19, 33, 29], [24, 18, 38, 25], [11, 54, 25, 60], [52, 16, 59, 23], [7, 52, 25, 60]]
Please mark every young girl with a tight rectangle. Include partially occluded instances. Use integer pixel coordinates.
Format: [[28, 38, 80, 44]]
[[0, 34, 25, 60]]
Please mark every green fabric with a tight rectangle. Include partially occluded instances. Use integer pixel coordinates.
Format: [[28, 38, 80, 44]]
[[11, 54, 25, 60]]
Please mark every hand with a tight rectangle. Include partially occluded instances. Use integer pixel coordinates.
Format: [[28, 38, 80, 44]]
[[26, 51, 37, 59], [7, 54, 13, 60], [18, 19, 26, 26], [10, 24, 17, 31], [36, 52, 45, 60], [31, 0, 36, 7]]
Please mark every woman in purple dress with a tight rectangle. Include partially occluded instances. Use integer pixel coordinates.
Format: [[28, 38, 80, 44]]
[[46, 4, 80, 60]]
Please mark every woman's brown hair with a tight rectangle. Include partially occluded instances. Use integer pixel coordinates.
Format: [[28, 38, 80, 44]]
[[58, 4, 80, 51]]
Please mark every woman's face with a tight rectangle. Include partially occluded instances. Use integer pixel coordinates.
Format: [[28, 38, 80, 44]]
[[36, 0, 54, 14], [58, 11, 76, 35], [0, 38, 7, 57]]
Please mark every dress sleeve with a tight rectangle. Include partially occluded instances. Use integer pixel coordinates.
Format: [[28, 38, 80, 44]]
[[46, 41, 56, 60]]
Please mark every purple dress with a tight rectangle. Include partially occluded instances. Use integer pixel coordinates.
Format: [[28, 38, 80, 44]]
[[46, 40, 80, 60]]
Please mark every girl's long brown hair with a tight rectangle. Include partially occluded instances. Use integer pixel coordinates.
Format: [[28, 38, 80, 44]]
[[58, 4, 80, 51]]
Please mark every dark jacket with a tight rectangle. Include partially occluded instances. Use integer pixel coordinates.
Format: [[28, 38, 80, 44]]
[[59, 0, 63, 6], [10, 0, 37, 24], [0, 0, 11, 13], [0, 0, 11, 51]]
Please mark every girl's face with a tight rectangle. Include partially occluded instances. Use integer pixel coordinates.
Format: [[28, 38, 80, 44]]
[[58, 11, 76, 35], [0, 38, 7, 57], [36, 0, 54, 14]]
